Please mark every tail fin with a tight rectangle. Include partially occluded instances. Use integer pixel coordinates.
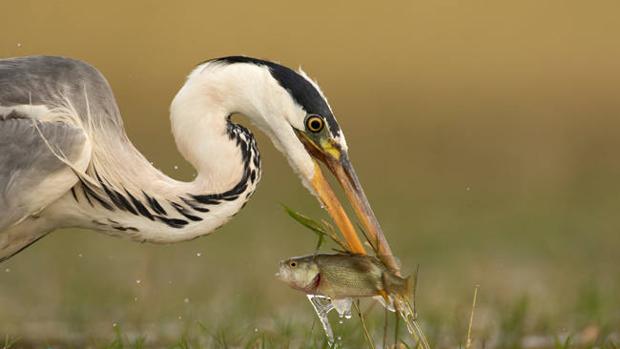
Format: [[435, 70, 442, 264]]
[[382, 272, 413, 300]]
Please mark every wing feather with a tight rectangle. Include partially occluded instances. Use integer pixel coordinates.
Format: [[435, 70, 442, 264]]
[[0, 56, 127, 230], [0, 116, 89, 230]]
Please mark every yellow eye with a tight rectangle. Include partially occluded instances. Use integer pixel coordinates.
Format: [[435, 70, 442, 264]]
[[305, 115, 324, 133]]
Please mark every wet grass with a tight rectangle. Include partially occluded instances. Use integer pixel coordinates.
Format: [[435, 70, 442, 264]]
[[1, 189, 619, 348], [4, 320, 618, 349], [2, 292, 619, 349]]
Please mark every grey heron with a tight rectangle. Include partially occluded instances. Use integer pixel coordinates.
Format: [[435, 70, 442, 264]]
[[0, 55, 398, 271]]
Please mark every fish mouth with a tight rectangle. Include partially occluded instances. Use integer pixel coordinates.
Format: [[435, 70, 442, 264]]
[[275, 262, 286, 280], [275, 270, 287, 281]]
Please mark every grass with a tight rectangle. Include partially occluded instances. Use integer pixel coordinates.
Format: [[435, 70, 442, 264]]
[[2, 335, 19, 349], [5, 319, 612, 349], [3, 293, 617, 349]]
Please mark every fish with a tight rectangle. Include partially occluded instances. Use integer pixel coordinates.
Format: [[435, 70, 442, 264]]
[[276, 253, 411, 301]]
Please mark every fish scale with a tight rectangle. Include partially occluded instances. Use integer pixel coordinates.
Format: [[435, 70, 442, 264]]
[[277, 253, 410, 300]]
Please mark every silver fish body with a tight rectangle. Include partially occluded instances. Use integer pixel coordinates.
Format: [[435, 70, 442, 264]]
[[277, 253, 410, 300]]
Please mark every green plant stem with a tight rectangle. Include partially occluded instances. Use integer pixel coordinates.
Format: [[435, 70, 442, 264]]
[[354, 300, 376, 349]]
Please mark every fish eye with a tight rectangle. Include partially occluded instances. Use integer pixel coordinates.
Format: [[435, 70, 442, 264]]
[[305, 115, 324, 133], [289, 261, 297, 268]]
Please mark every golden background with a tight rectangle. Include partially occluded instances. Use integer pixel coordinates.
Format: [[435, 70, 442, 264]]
[[1, 0, 619, 345]]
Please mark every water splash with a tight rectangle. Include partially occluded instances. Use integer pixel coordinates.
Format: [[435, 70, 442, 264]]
[[306, 294, 429, 348], [306, 295, 335, 344], [306, 295, 355, 346], [332, 298, 352, 319]]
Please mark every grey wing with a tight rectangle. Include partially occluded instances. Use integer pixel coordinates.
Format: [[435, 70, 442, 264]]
[[0, 116, 89, 230], [0, 55, 124, 130], [0, 55, 125, 230]]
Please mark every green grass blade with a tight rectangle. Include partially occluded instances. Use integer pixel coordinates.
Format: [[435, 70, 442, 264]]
[[282, 205, 328, 236], [282, 205, 348, 250]]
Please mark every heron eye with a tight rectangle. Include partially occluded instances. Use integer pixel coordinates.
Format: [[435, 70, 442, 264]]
[[305, 115, 324, 133], [289, 261, 297, 268]]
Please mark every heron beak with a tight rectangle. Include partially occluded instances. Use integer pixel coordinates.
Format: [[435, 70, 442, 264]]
[[308, 160, 367, 254], [296, 131, 399, 272]]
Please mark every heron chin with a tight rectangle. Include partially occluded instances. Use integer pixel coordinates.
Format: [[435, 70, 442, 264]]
[[0, 55, 397, 271]]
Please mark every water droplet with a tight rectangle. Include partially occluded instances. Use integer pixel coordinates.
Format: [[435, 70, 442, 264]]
[[168, 280, 173, 285], [78, 253, 83, 258], [466, 186, 471, 191], [112, 322, 117, 328], [184, 298, 189, 303], [136, 279, 141, 284], [254, 328, 258, 333], [196, 252, 202, 257], [337, 336, 342, 341], [178, 315, 182, 320], [4, 268, 10, 273], [134, 297, 139, 302], [344, 313, 352, 319], [333, 298, 352, 320], [16, 43, 22, 48], [338, 319, 344, 324], [173, 165, 179, 170]]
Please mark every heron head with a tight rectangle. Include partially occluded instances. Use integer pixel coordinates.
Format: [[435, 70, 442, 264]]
[[196, 57, 391, 256], [234, 57, 386, 255]]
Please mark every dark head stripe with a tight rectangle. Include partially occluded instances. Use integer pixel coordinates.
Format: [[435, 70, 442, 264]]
[[209, 56, 341, 137]]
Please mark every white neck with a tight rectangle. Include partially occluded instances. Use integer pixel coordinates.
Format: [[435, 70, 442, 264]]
[[171, 66, 248, 192], [53, 63, 286, 243], [172, 62, 316, 184]]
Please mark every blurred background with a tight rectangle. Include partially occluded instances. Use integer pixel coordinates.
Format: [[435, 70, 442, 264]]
[[1, 0, 619, 347]]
